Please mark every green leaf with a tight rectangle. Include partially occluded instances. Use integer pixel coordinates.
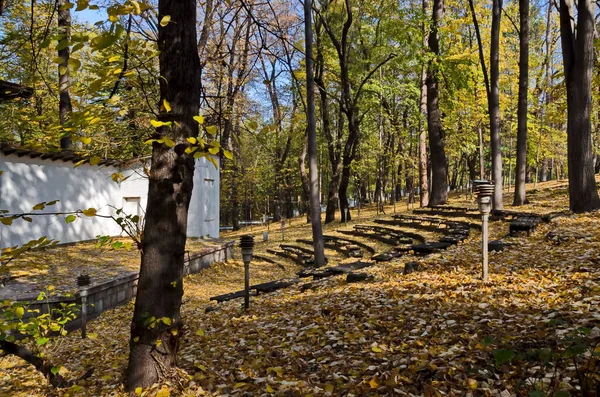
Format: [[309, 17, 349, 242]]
[[492, 349, 515, 365], [65, 215, 77, 224], [36, 337, 49, 346], [76, 0, 89, 11], [528, 391, 546, 397], [50, 366, 61, 375]]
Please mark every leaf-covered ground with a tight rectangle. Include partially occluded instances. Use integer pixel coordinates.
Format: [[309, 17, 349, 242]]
[[1, 181, 599, 396]]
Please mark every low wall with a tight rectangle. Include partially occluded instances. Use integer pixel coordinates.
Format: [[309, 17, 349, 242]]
[[13, 241, 234, 330]]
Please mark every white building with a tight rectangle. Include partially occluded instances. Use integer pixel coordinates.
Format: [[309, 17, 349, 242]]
[[0, 144, 220, 248]]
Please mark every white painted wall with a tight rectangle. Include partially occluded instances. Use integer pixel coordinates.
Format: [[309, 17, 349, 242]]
[[0, 153, 219, 248]]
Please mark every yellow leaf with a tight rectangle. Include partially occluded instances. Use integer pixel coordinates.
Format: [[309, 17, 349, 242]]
[[87, 332, 98, 340], [163, 137, 175, 148], [208, 147, 219, 155], [160, 15, 171, 27], [108, 14, 118, 22], [108, 55, 121, 62], [193, 115, 205, 124], [223, 150, 233, 160], [196, 329, 205, 336], [371, 346, 383, 353], [160, 317, 172, 325], [80, 136, 92, 145], [163, 99, 171, 112], [266, 385, 275, 393], [369, 377, 379, 389], [187, 137, 197, 144], [89, 156, 101, 165], [150, 120, 164, 128], [234, 382, 245, 389], [15, 306, 25, 319], [206, 125, 217, 135], [155, 386, 170, 397], [324, 384, 334, 393], [135, 387, 142, 395], [82, 208, 97, 217]]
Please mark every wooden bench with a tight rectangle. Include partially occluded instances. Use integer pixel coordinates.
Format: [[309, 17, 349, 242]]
[[509, 216, 540, 236]]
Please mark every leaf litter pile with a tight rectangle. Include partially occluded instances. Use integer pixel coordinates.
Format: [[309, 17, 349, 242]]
[[1, 186, 599, 396]]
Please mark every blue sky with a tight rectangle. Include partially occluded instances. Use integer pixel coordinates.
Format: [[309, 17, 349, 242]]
[[73, 8, 105, 25]]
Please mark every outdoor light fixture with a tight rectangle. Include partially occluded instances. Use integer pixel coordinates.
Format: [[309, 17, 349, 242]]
[[239, 235, 255, 310], [76, 274, 91, 338], [473, 180, 494, 282]]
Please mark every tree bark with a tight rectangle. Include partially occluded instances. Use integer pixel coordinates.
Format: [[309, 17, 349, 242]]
[[426, 0, 448, 206], [419, 0, 430, 207], [513, 0, 529, 206], [305, 0, 326, 266], [490, 0, 504, 209], [58, 0, 72, 150], [125, 0, 201, 390], [559, 0, 600, 212]]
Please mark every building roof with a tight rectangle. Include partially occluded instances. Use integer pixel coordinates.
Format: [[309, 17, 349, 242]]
[[0, 80, 34, 103], [0, 143, 122, 167]]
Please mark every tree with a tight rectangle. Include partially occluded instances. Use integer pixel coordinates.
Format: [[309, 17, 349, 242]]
[[304, 0, 326, 267], [559, 0, 600, 212], [513, 0, 529, 206], [489, 0, 503, 209], [125, 0, 202, 389], [418, 0, 429, 207], [425, 0, 448, 206], [57, 0, 73, 150]]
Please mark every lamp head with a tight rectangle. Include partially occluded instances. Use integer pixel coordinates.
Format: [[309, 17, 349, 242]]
[[240, 235, 254, 262]]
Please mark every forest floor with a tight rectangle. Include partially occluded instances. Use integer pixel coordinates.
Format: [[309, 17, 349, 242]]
[[1, 179, 599, 396]]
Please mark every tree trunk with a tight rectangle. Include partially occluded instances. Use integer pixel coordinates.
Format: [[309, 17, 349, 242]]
[[490, 0, 504, 209], [419, 0, 430, 207], [559, 0, 600, 212], [299, 129, 311, 223], [304, 0, 326, 266], [426, 0, 448, 206], [58, 0, 72, 150], [125, 0, 201, 390], [513, 0, 529, 206]]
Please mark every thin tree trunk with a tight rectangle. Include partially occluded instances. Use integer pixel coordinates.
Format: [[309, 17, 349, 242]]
[[559, 0, 600, 212], [419, 0, 430, 207], [125, 0, 201, 389], [426, 0, 448, 206], [489, 0, 504, 209], [58, 0, 72, 150], [305, 0, 326, 266], [513, 0, 529, 206]]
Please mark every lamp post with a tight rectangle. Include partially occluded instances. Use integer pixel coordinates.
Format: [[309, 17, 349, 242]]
[[76, 273, 91, 338], [473, 180, 494, 282], [239, 235, 254, 310]]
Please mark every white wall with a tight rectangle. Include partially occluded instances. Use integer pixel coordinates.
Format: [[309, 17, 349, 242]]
[[0, 153, 219, 248]]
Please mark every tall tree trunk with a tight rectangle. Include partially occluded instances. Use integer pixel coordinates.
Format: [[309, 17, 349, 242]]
[[559, 0, 600, 212], [419, 0, 430, 207], [125, 0, 201, 390], [58, 0, 72, 150], [490, 0, 504, 209], [513, 0, 529, 206], [426, 0, 448, 206], [299, 129, 311, 222], [305, 0, 326, 266]]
